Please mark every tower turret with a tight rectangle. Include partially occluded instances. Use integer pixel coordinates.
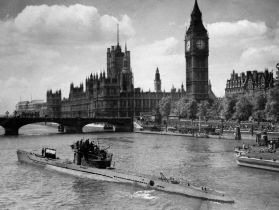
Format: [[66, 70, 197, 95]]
[[154, 67, 161, 92], [46, 89, 61, 118], [120, 53, 133, 92], [187, 0, 207, 36], [106, 24, 125, 79], [185, 0, 209, 101], [86, 74, 94, 96]]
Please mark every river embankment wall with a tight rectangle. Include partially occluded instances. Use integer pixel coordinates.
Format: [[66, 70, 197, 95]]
[[134, 130, 279, 141]]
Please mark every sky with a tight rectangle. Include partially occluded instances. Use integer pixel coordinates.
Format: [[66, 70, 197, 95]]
[[0, 0, 279, 113]]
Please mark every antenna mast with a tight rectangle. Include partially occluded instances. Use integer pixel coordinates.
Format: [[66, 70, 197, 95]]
[[117, 24, 119, 45]]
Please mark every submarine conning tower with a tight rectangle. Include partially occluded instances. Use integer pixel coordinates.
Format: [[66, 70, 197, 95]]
[[71, 139, 112, 168]]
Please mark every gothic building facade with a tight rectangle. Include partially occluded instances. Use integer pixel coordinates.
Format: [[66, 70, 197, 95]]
[[47, 42, 186, 118], [225, 69, 274, 94], [46, 0, 213, 118]]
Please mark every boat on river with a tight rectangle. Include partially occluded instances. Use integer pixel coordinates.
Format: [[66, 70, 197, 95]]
[[235, 152, 279, 172], [235, 132, 279, 172], [17, 139, 234, 203], [103, 123, 114, 131]]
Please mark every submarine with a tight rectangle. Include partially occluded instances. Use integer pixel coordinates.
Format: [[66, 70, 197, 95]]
[[17, 139, 234, 203]]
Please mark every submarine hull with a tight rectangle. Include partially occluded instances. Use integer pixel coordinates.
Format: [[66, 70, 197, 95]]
[[17, 149, 234, 203]]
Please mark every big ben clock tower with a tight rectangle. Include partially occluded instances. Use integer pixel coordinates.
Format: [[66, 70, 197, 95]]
[[185, 0, 209, 101]]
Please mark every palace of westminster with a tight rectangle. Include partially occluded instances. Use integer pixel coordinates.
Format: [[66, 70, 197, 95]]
[[40, 0, 277, 118]]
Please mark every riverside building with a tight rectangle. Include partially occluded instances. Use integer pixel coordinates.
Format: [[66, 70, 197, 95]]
[[15, 100, 47, 117], [225, 69, 274, 94]]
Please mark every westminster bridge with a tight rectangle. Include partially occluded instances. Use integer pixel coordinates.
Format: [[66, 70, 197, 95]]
[[0, 117, 133, 135]]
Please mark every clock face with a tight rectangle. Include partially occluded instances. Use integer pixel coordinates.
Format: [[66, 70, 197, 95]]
[[186, 41, 190, 51], [196, 40, 205, 50]]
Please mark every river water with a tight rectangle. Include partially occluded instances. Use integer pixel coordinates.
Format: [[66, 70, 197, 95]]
[[0, 125, 279, 210]]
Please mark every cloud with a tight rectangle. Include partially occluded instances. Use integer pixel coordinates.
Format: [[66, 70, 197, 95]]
[[0, 77, 29, 91], [209, 20, 267, 39], [135, 37, 179, 56], [4, 4, 135, 45], [0, 77, 31, 114], [132, 37, 184, 91], [240, 45, 279, 69], [208, 20, 268, 48]]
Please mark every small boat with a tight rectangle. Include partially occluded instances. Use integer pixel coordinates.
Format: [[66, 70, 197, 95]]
[[235, 152, 279, 172], [234, 134, 279, 172], [103, 123, 113, 131], [17, 139, 234, 203], [195, 133, 209, 138]]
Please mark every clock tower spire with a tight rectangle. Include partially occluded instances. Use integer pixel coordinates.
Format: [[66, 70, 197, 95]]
[[185, 0, 209, 101]]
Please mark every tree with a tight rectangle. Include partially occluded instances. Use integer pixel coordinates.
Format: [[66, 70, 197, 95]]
[[234, 95, 253, 121], [222, 94, 238, 120], [186, 99, 198, 121], [174, 97, 188, 118], [251, 92, 267, 122], [252, 110, 266, 123], [198, 100, 209, 120], [252, 92, 267, 111], [265, 87, 279, 122], [208, 100, 223, 120], [155, 107, 162, 125], [159, 96, 172, 119]]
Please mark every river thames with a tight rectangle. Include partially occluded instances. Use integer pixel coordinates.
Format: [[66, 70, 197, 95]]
[[0, 124, 279, 210]]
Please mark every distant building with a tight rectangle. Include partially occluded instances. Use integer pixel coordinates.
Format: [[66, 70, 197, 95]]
[[225, 69, 274, 94], [15, 100, 47, 117]]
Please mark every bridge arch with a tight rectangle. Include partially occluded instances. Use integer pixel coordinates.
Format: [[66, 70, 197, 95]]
[[19, 122, 59, 135], [0, 125, 4, 135]]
